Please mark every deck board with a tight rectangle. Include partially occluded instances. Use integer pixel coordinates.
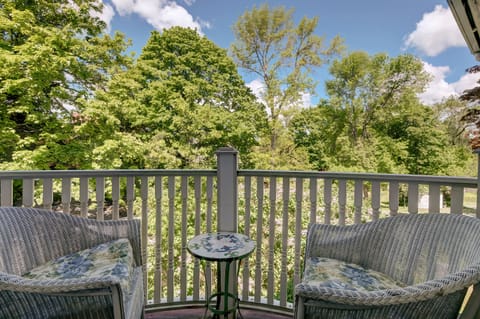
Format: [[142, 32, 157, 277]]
[[145, 306, 293, 319]]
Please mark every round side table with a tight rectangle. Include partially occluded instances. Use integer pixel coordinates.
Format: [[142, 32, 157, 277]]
[[187, 232, 255, 319]]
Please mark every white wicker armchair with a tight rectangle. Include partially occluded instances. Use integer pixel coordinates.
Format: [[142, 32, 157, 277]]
[[295, 213, 480, 319], [0, 206, 144, 319]]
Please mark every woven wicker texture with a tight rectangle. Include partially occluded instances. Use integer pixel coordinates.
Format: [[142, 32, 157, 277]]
[[295, 213, 480, 319], [0, 206, 144, 319]]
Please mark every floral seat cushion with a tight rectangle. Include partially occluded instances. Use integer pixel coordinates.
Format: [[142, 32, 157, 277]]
[[22, 238, 135, 293], [303, 257, 406, 292]]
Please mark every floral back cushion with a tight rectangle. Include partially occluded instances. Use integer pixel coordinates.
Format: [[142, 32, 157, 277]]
[[303, 257, 405, 292], [23, 238, 135, 293]]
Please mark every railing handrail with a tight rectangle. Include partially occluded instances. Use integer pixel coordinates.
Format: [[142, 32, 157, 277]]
[[239, 170, 478, 186], [0, 169, 216, 178], [0, 168, 476, 186]]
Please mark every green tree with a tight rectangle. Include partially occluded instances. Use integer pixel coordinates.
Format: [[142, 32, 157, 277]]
[[230, 4, 343, 168], [0, 0, 130, 169], [431, 97, 477, 177], [292, 51, 467, 175], [80, 27, 266, 169], [432, 97, 471, 146], [325, 52, 429, 147], [376, 102, 452, 175]]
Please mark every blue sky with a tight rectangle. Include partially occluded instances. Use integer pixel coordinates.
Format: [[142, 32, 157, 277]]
[[97, 0, 479, 106]]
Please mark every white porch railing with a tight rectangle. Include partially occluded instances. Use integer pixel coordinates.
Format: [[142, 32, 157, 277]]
[[0, 147, 478, 313]]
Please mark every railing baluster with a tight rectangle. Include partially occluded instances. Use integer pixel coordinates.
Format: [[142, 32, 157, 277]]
[[61, 178, 71, 214], [429, 183, 441, 213], [294, 178, 303, 288], [42, 178, 53, 210], [354, 180, 363, 224], [167, 176, 175, 303], [280, 177, 289, 307], [371, 181, 381, 220], [267, 177, 276, 305], [324, 179, 332, 225], [408, 182, 419, 214], [310, 178, 317, 225], [242, 176, 252, 302], [22, 178, 34, 208], [205, 176, 213, 299], [451, 186, 464, 214], [254, 176, 264, 303], [154, 176, 162, 304], [111, 176, 120, 220], [338, 179, 347, 225], [389, 181, 399, 216], [140, 176, 148, 299], [126, 176, 135, 220], [79, 177, 88, 218], [96, 177, 105, 220], [180, 176, 188, 302], [193, 176, 201, 300]]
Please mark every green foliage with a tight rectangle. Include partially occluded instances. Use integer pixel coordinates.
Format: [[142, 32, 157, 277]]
[[81, 27, 266, 169], [433, 97, 472, 146], [291, 51, 472, 176], [325, 52, 430, 147], [0, 0, 131, 169]]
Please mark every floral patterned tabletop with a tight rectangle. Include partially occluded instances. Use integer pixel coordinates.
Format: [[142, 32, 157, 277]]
[[187, 232, 255, 261]]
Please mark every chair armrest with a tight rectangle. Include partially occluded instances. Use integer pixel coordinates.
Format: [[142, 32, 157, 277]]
[[0, 271, 122, 294], [295, 264, 480, 306]]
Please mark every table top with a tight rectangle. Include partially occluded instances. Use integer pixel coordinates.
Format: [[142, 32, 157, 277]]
[[187, 232, 255, 261]]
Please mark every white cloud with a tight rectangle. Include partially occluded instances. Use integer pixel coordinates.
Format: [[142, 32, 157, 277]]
[[246, 79, 265, 102], [452, 71, 480, 94], [419, 62, 479, 104], [97, 3, 116, 31], [69, 1, 115, 31], [404, 5, 466, 56], [110, 0, 208, 33], [301, 92, 312, 108]]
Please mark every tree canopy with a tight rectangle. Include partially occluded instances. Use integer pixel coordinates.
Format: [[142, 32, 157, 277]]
[[0, 0, 130, 169], [230, 4, 344, 168], [78, 27, 266, 169], [291, 52, 471, 175]]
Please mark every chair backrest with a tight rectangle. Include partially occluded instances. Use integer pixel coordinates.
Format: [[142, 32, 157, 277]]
[[306, 213, 480, 285], [0, 207, 83, 275], [0, 206, 140, 276]]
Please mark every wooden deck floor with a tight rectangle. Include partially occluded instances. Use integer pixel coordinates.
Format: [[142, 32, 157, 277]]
[[145, 306, 293, 319]]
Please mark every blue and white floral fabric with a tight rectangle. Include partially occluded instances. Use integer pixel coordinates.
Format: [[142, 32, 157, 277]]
[[303, 257, 405, 292], [23, 238, 134, 293]]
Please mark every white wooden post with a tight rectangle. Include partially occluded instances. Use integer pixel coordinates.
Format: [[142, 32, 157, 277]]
[[216, 147, 238, 232], [216, 147, 239, 318]]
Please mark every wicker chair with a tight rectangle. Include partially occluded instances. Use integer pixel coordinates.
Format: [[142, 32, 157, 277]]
[[295, 213, 480, 319], [0, 206, 144, 319]]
